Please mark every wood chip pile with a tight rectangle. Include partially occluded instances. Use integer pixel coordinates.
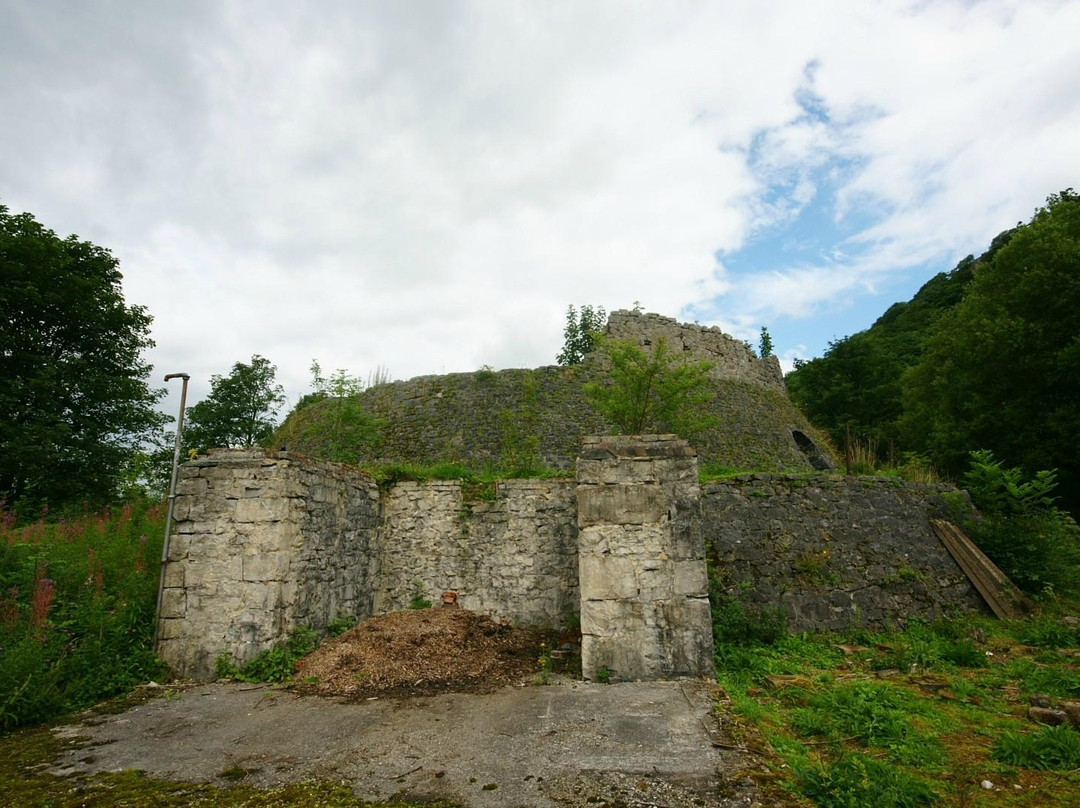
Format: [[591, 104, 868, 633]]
[[295, 608, 546, 699]]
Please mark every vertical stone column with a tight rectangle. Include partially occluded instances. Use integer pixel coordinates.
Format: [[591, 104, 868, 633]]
[[576, 436, 715, 681]]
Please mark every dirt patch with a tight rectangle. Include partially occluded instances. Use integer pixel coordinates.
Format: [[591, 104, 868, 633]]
[[295, 607, 555, 699]]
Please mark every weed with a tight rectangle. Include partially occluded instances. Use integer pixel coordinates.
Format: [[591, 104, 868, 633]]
[[408, 582, 432, 610], [1013, 617, 1080, 649], [216, 626, 320, 684], [994, 723, 1080, 770], [0, 501, 167, 731], [709, 578, 788, 648], [594, 666, 612, 684], [796, 752, 938, 808], [326, 613, 357, 637]]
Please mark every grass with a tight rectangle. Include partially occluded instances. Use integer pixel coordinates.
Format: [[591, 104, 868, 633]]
[[712, 610, 1080, 807]]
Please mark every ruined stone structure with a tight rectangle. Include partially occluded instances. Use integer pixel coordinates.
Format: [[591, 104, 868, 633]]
[[157, 312, 984, 682], [158, 445, 981, 682], [283, 310, 832, 474]]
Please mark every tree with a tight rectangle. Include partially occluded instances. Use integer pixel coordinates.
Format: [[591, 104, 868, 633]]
[[184, 356, 285, 452], [901, 189, 1080, 514], [556, 304, 607, 365], [758, 326, 774, 358], [0, 204, 164, 512], [271, 361, 383, 464], [585, 337, 716, 438]]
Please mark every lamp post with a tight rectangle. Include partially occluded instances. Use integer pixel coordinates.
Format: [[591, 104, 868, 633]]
[[154, 372, 190, 649]]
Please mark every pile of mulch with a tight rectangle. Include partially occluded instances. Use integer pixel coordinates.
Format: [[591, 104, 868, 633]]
[[294, 608, 549, 699]]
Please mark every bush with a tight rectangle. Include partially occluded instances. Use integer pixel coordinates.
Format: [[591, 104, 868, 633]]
[[216, 626, 321, 684], [709, 577, 788, 648], [962, 451, 1080, 597], [0, 501, 166, 731]]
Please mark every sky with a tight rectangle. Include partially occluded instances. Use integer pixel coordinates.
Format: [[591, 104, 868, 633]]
[[2, 1, 1079, 417]]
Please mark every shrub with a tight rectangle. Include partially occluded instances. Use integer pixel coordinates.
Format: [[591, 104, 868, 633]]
[[962, 450, 1080, 597], [709, 577, 788, 648], [0, 501, 166, 731], [216, 626, 321, 684]]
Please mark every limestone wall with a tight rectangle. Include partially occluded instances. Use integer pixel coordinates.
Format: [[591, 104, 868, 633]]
[[702, 475, 983, 631], [374, 478, 579, 626], [605, 309, 785, 391], [576, 436, 714, 681], [159, 451, 987, 682], [157, 452, 380, 680], [281, 311, 827, 473]]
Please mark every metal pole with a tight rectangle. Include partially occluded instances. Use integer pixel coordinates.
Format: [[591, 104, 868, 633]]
[[154, 372, 190, 650]]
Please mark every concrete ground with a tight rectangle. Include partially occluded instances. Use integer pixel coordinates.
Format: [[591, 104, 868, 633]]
[[52, 680, 761, 808]]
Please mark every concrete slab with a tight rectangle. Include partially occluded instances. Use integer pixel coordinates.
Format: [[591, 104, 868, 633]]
[[53, 681, 759, 808]]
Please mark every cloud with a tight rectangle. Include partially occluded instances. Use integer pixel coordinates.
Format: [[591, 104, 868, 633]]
[[2, 0, 1079, 410]]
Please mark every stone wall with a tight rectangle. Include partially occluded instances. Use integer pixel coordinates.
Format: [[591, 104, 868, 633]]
[[159, 451, 988, 681], [702, 474, 984, 631], [280, 311, 831, 473], [605, 309, 785, 391], [158, 452, 579, 680], [158, 452, 380, 680], [374, 479, 580, 626], [576, 436, 714, 681]]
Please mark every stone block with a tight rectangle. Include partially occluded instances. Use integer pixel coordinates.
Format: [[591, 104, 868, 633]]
[[234, 496, 293, 523], [578, 483, 666, 526], [579, 554, 639, 601], [159, 587, 186, 619], [673, 560, 707, 596]]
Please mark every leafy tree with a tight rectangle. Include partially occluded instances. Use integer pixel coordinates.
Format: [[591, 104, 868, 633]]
[[272, 361, 382, 464], [786, 254, 978, 451], [585, 337, 716, 438], [556, 304, 607, 365], [758, 326, 774, 358], [184, 355, 285, 452], [902, 190, 1080, 513], [0, 204, 164, 512]]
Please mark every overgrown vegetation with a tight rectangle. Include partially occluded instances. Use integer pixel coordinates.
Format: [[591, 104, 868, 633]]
[[556, 303, 606, 365], [0, 500, 166, 731], [960, 450, 1080, 598], [585, 336, 717, 438], [788, 189, 1080, 518], [215, 615, 356, 684], [272, 361, 385, 463], [711, 601, 1080, 807]]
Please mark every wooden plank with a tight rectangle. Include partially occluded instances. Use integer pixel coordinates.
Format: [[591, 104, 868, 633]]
[[933, 520, 1016, 618], [931, 519, 1026, 619]]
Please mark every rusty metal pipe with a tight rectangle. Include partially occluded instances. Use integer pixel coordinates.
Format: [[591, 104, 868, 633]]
[[154, 372, 190, 650]]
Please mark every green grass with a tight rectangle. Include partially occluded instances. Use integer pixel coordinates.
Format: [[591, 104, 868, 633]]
[[713, 610, 1080, 807]]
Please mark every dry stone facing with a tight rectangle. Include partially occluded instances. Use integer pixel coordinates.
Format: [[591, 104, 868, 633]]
[[159, 447, 987, 682], [576, 435, 715, 682]]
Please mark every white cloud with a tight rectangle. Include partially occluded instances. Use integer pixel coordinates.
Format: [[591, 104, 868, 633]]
[[1, 0, 1078, 411]]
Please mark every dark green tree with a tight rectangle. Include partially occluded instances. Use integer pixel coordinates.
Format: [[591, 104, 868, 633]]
[[758, 326, 774, 358], [585, 337, 716, 438], [556, 304, 607, 365], [184, 355, 285, 451], [902, 189, 1080, 513], [0, 204, 164, 512]]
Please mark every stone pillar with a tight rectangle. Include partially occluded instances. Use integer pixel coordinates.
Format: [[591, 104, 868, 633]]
[[576, 436, 715, 681]]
